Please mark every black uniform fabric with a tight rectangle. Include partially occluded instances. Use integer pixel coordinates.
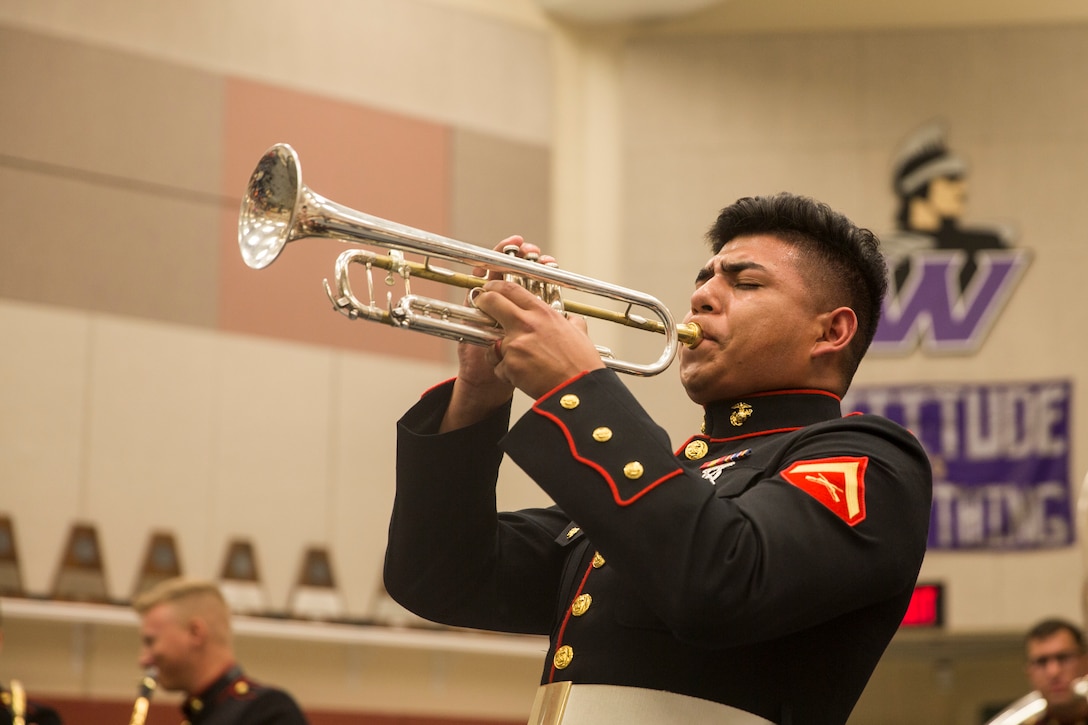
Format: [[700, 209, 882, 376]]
[[0, 684, 61, 725], [180, 666, 308, 725], [385, 369, 932, 725]]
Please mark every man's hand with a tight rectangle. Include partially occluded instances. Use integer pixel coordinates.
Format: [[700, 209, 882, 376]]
[[472, 280, 604, 399], [439, 236, 604, 432]]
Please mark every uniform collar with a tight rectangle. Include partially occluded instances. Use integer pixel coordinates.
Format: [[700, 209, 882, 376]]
[[183, 664, 243, 720], [700, 389, 842, 439]]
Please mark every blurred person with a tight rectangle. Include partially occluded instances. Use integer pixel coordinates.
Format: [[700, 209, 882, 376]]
[[133, 578, 308, 725], [384, 193, 933, 724], [1023, 618, 1088, 724]]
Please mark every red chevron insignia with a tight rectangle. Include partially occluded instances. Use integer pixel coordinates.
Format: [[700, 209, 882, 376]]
[[781, 457, 869, 526]]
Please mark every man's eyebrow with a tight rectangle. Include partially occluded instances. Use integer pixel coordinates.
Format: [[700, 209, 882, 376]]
[[695, 259, 767, 283]]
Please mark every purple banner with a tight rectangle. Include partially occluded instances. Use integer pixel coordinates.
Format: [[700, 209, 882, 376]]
[[843, 380, 1073, 551]]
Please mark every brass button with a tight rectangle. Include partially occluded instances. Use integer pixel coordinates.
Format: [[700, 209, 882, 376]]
[[623, 461, 644, 479], [566, 526, 580, 539], [684, 440, 709, 460], [190, 699, 204, 712], [592, 427, 612, 442], [592, 552, 605, 568], [554, 645, 574, 669], [234, 682, 249, 695], [560, 394, 580, 409], [571, 593, 592, 616]]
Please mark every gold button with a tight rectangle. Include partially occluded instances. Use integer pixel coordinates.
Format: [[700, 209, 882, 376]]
[[234, 682, 249, 695], [571, 593, 592, 616], [623, 461, 644, 479], [684, 440, 709, 460], [554, 645, 574, 669], [592, 427, 612, 442], [190, 699, 203, 712], [592, 552, 605, 568], [566, 526, 580, 539], [560, 394, 580, 409]]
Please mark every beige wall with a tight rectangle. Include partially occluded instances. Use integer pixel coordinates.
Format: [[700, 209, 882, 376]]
[[2, 0, 1087, 723]]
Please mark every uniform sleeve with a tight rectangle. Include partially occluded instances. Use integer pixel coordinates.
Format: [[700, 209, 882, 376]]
[[503, 368, 932, 648], [383, 380, 572, 635]]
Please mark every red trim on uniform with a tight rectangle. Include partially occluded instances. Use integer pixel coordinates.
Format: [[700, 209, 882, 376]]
[[548, 559, 597, 683], [533, 407, 686, 506], [741, 388, 841, 401], [421, 378, 457, 398], [534, 370, 593, 403], [674, 426, 805, 456]]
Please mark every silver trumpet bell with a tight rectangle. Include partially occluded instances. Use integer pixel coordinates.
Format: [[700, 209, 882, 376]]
[[238, 143, 701, 376]]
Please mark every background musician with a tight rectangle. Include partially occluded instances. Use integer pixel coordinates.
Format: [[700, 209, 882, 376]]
[[133, 578, 308, 725], [1023, 618, 1088, 725]]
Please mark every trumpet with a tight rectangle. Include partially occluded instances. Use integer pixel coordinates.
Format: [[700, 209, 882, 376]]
[[127, 669, 157, 725], [9, 679, 25, 725], [983, 678, 1088, 724], [238, 143, 701, 377]]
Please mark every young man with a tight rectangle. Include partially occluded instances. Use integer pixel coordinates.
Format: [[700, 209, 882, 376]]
[[1023, 618, 1088, 724], [384, 193, 933, 724], [134, 578, 308, 725]]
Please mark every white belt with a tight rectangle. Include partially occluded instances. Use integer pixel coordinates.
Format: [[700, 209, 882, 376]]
[[527, 682, 775, 725]]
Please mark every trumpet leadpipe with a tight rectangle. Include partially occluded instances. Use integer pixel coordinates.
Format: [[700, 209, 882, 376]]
[[326, 248, 704, 348]]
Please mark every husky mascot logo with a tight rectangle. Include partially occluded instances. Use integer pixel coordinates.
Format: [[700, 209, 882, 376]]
[[874, 122, 1030, 354]]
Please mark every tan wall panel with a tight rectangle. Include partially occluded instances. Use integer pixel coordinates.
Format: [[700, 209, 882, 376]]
[[0, 0, 553, 146], [0, 166, 222, 327], [80, 318, 223, 602], [218, 77, 452, 360], [0, 27, 224, 194], [451, 129, 551, 249], [0, 302, 90, 594], [330, 353, 455, 619], [206, 334, 339, 606]]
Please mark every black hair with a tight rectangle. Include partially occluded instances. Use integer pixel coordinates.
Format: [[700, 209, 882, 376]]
[[707, 193, 887, 386], [1027, 618, 1086, 652]]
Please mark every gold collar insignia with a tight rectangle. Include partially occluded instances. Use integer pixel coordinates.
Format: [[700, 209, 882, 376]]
[[730, 402, 753, 427]]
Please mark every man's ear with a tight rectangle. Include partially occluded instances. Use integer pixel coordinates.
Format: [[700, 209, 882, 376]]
[[187, 616, 209, 645], [813, 306, 857, 358]]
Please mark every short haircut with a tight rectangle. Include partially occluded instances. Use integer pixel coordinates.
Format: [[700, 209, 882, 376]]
[[133, 577, 232, 645], [707, 193, 888, 386], [1026, 618, 1086, 652]]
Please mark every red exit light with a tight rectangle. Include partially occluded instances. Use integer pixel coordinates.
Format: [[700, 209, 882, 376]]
[[901, 583, 943, 628]]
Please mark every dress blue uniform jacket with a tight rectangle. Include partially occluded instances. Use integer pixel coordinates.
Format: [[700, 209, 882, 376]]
[[385, 369, 932, 725], [180, 666, 307, 725]]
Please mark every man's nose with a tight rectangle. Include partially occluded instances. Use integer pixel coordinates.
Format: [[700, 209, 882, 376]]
[[690, 282, 720, 314]]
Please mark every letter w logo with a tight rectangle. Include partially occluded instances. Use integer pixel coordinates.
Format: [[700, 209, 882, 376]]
[[873, 249, 1031, 355]]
